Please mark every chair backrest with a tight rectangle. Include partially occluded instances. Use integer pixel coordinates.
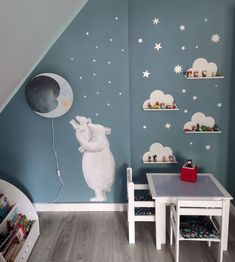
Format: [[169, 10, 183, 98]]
[[177, 199, 224, 217]]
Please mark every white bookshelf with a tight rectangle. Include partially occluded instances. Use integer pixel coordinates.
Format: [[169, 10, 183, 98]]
[[143, 108, 179, 111], [185, 131, 221, 134], [0, 179, 39, 262], [143, 161, 178, 164], [186, 76, 224, 80]]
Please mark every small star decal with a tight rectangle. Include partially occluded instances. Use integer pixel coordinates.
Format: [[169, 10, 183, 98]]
[[165, 123, 172, 129], [217, 103, 222, 108], [153, 18, 160, 25], [79, 76, 83, 80], [205, 145, 211, 150], [204, 18, 208, 22], [86, 32, 90, 36], [182, 89, 186, 93], [95, 113, 99, 116], [181, 46, 186, 50], [107, 103, 110, 106], [211, 34, 220, 43], [193, 96, 197, 100], [96, 46, 99, 49], [143, 125, 147, 129], [108, 80, 112, 84], [84, 95, 87, 98], [190, 142, 193, 145], [93, 59, 96, 63], [115, 16, 119, 20], [174, 65, 183, 74], [195, 45, 199, 49], [184, 109, 188, 114], [93, 73, 96, 77], [180, 25, 185, 31], [138, 38, 143, 43], [119, 92, 122, 95], [154, 42, 162, 51], [70, 57, 74, 61], [143, 70, 151, 78], [109, 38, 113, 42], [96, 91, 100, 95]]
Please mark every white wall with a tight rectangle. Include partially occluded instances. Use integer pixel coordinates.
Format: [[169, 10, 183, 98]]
[[0, 0, 87, 112]]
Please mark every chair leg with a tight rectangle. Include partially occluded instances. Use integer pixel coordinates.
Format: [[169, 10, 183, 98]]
[[129, 220, 135, 244], [170, 208, 173, 245], [175, 238, 179, 262]]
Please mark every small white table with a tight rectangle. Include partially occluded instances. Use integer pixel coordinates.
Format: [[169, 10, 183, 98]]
[[146, 173, 233, 250]]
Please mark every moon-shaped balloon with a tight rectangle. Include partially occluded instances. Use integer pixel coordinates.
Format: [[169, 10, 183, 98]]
[[25, 73, 73, 118]]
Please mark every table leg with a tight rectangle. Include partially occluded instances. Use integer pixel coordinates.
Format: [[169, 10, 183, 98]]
[[155, 202, 166, 250], [222, 200, 230, 251]]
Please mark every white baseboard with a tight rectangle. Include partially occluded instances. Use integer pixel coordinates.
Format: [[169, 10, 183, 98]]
[[230, 203, 235, 217], [34, 203, 127, 212]]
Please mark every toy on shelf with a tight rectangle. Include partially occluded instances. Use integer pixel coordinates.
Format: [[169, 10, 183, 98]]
[[184, 112, 221, 133], [180, 159, 198, 183], [184, 58, 224, 79], [143, 90, 178, 110], [143, 142, 177, 164]]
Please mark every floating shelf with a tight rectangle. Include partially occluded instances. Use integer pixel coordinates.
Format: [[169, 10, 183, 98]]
[[186, 76, 224, 80], [185, 131, 221, 134], [143, 108, 179, 111], [143, 161, 178, 164]]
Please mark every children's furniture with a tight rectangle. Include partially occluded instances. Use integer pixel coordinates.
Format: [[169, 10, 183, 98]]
[[0, 179, 39, 262], [146, 173, 232, 250], [126, 167, 155, 244], [170, 199, 225, 262]]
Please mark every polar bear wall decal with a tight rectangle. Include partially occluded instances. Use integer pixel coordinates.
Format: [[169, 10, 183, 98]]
[[70, 115, 115, 201]]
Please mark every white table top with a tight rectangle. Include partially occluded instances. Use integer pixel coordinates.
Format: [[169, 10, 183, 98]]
[[147, 173, 232, 202]]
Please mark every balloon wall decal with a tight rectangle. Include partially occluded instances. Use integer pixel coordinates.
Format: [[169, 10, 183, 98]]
[[25, 73, 73, 118]]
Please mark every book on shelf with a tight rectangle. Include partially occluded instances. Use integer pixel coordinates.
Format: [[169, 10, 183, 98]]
[[0, 194, 10, 224]]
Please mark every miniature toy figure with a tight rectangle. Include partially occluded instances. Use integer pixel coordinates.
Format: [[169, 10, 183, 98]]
[[153, 155, 157, 162], [202, 70, 207, 77], [185, 159, 192, 168], [169, 155, 175, 162], [160, 103, 165, 109], [213, 125, 219, 132], [194, 71, 199, 77], [212, 72, 217, 77], [162, 156, 167, 162], [148, 155, 152, 162], [173, 103, 177, 109], [196, 124, 200, 131], [186, 70, 193, 77]]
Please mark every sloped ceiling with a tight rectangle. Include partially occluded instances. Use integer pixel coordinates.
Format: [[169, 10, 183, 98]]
[[0, 0, 88, 112]]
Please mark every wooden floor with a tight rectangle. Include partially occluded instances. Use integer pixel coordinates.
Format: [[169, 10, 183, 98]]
[[28, 212, 235, 262]]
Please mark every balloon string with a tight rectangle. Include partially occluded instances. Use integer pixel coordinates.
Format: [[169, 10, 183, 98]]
[[51, 118, 64, 203]]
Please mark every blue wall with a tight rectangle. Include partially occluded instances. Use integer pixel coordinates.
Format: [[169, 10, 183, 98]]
[[0, 0, 235, 203]]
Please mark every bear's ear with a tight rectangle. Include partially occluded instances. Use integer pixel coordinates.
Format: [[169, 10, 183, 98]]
[[105, 127, 112, 135]]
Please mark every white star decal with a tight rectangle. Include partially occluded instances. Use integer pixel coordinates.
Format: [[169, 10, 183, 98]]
[[193, 96, 197, 100], [217, 103, 222, 108], [143, 70, 151, 78], [154, 43, 162, 51], [181, 46, 186, 50], [190, 142, 193, 145], [138, 38, 143, 43], [205, 145, 211, 150], [143, 125, 147, 129], [182, 89, 186, 93], [211, 34, 220, 43], [153, 18, 160, 25], [195, 45, 199, 49], [174, 65, 183, 74], [180, 25, 185, 31], [184, 109, 188, 114], [165, 123, 172, 129]]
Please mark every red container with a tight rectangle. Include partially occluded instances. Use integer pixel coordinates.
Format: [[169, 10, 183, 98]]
[[180, 165, 198, 183]]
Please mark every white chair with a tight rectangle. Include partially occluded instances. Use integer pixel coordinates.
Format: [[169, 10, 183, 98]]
[[126, 167, 155, 244], [170, 199, 226, 262]]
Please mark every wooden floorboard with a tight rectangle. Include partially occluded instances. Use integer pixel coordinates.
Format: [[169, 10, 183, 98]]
[[28, 212, 235, 262]]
